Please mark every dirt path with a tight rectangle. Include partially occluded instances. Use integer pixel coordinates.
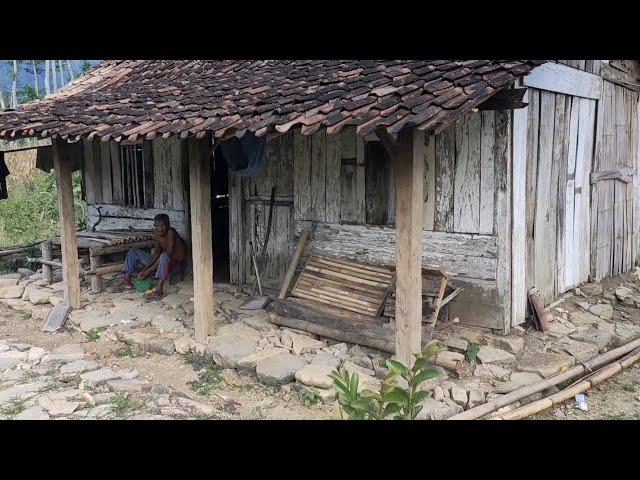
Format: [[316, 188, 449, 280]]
[[0, 305, 335, 420]]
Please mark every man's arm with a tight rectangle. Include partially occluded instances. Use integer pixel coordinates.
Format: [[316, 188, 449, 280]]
[[139, 240, 161, 278]]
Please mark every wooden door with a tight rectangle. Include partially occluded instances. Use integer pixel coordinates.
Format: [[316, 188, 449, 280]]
[[559, 97, 596, 291]]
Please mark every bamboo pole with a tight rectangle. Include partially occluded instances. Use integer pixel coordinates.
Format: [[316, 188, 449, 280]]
[[449, 336, 640, 420], [278, 230, 309, 299], [493, 348, 640, 420]]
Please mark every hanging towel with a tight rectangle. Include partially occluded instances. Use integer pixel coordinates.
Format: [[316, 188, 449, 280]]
[[35, 145, 54, 173], [218, 132, 267, 177], [0, 152, 10, 200]]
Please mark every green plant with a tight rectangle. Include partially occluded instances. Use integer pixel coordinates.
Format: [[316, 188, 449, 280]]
[[623, 385, 636, 393], [330, 342, 442, 420], [184, 348, 223, 396], [85, 329, 100, 341], [0, 398, 28, 418], [466, 343, 480, 362], [111, 392, 138, 417], [299, 386, 321, 407], [115, 345, 136, 358]]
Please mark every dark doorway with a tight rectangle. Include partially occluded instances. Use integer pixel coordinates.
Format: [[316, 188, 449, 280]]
[[211, 148, 230, 282]]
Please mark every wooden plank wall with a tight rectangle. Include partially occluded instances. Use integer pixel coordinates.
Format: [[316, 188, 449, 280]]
[[81, 138, 190, 239], [592, 80, 640, 280]]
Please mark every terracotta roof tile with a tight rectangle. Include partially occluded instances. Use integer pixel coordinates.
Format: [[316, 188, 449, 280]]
[[0, 60, 544, 141]]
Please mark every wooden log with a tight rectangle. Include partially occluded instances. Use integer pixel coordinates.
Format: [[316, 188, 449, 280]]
[[189, 135, 215, 342], [279, 230, 309, 299], [394, 127, 424, 366], [528, 287, 549, 331], [93, 262, 124, 276], [449, 336, 640, 420], [53, 139, 81, 309], [41, 240, 53, 284]]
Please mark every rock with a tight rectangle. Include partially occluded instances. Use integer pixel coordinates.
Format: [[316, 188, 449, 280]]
[[237, 347, 288, 370], [570, 310, 604, 326], [589, 303, 613, 320], [59, 359, 100, 375], [206, 335, 257, 368], [433, 385, 447, 401], [17, 268, 36, 277], [79, 315, 121, 332], [144, 337, 175, 355], [0, 350, 28, 369], [516, 351, 575, 378], [569, 330, 615, 352], [162, 293, 193, 309], [106, 379, 151, 394], [80, 368, 121, 386], [348, 345, 366, 357], [313, 387, 337, 403], [27, 347, 47, 364], [351, 355, 374, 371], [326, 342, 348, 355], [220, 369, 244, 387], [41, 343, 85, 364], [581, 282, 603, 297], [0, 285, 25, 299], [547, 321, 578, 338], [444, 338, 469, 352], [476, 346, 515, 365], [357, 373, 382, 393], [151, 315, 183, 333], [94, 392, 117, 405], [289, 331, 324, 355], [416, 397, 446, 420], [86, 404, 115, 419], [295, 364, 334, 389], [175, 397, 216, 415], [341, 360, 375, 377], [556, 338, 599, 362], [182, 303, 195, 316], [241, 313, 277, 332], [116, 329, 174, 355], [38, 395, 82, 416], [512, 325, 527, 336], [216, 322, 262, 342], [473, 364, 511, 381], [613, 323, 640, 344], [15, 405, 50, 420], [577, 301, 591, 310], [256, 353, 307, 385], [615, 285, 638, 306], [432, 350, 466, 372], [23, 286, 53, 305], [0, 273, 21, 280], [481, 334, 524, 355], [0, 382, 43, 405], [450, 385, 468, 408], [0, 278, 19, 288], [431, 398, 463, 420], [311, 351, 341, 369], [495, 372, 543, 394], [467, 388, 485, 409], [120, 369, 139, 380], [174, 335, 195, 354]]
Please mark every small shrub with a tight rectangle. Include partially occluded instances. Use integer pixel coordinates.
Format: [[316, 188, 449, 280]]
[[184, 348, 223, 396], [111, 393, 137, 417], [299, 386, 321, 407], [0, 398, 28, 418], [85, 329, 100, 341], [466, 343, 480, 362], [115, 345, 136, 358]]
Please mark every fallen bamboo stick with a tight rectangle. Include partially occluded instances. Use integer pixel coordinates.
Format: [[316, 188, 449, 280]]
[[493, 347, 640, 420], [279, 231, 309, 299], [449, 336, 640, 420]]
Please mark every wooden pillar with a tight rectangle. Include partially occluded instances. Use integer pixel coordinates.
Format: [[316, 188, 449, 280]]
[[394, 128, 424, 367], [52, 139, 81, 309], [188, 135, 214, 342], [90, 254, 102, 293]]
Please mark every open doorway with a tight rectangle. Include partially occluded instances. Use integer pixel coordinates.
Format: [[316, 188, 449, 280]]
[[211, 148, 230, 282]]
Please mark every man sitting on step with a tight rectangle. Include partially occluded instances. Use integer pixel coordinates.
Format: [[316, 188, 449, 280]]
[[121, 213, 187, 300]]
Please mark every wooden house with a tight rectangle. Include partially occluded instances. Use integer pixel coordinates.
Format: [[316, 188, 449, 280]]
[[0, 60, 638, 366]]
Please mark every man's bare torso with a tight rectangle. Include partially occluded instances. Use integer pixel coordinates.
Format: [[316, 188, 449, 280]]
[[156, 227, 186, 261]]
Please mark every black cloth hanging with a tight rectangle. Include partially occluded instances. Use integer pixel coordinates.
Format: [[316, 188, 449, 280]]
[[218, 132, 267, 177], [0, 152, 10, 200]]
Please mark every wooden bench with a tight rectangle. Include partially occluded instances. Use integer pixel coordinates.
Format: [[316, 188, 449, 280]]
[[41, 230, 156, 293]]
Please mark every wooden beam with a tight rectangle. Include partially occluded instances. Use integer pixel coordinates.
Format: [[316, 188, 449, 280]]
[[52, 139, 81, 309], [523, 62, 602, 100], [394, 127, 424, 366], [477, 88, 528, 111], [189, 135, 215, 342]]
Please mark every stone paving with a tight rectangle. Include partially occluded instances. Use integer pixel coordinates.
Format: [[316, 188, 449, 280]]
[[2, 266, 640, 420]]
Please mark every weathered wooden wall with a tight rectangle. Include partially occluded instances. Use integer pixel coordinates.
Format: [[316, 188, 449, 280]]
[[82, 138, 190, 239]]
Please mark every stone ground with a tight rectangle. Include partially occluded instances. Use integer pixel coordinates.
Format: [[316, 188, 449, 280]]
[[1, 266, 640, 420]]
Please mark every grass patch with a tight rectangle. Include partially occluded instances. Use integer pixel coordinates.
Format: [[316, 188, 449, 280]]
[[0, 398, 28, 418], [110, 393, 139, 417], [192, 411, 217, 420], [623, 385, 636, 393], [85, 329, 100, 341], [184, 348, 223, 396], [115, 345, 136, 358], [299, 386, 320, 407], [466, 342, 480, 362]]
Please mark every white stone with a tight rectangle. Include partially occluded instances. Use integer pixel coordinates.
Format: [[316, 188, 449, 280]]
[[0, 285, 25, 299], [15, 405, 50, 420], [473, 364, 511, 381], [237, 347, 288, 370], [444, 338, 469, 352], [80, 368, 121, 386], [341, 360, 375, 377], [295, 364, 334, 389], [476, 346, 515, 365], [0, 278, 19, 288], [450, 385, 468, 408], [59, 359, 100, 375], [467, 388, 485, 409], [151, 315, 183, 333], [256, 353, 308, 385], [175, 396, 215, 415], [311, 351, 341, 369], [496, 372, 543, 394], [588, 303, 614, 320], [26, 347, 47, 364], [38, 395, 82, 416], [0, 382, 43, 405], [206, 334, 257, 368], [41, 343, 85, 364], [24, 286, 53, 305], [174, 335, 195, 355], [107, 379, 151, 394]]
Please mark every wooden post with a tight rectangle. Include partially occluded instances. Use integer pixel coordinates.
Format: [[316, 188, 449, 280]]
[[188, 135, 214, 342], [52, 139, 81, 309], [394, 128, 424, 366], [41, 239, 53, 284], [90, 254, 102, 293]]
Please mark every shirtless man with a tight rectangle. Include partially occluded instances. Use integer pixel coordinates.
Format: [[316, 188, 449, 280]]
[[122, 214, 187, 299]]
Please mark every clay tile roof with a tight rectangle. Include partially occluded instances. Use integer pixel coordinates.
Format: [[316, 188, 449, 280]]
[[0, 60, 545, 142]]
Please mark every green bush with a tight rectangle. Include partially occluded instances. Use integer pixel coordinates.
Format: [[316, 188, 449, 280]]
[[0, 171, 85, 248]]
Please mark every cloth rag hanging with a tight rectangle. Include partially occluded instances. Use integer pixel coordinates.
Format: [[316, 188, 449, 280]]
[[218, 132, 267, 177], [0, 152, 10, 200]]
